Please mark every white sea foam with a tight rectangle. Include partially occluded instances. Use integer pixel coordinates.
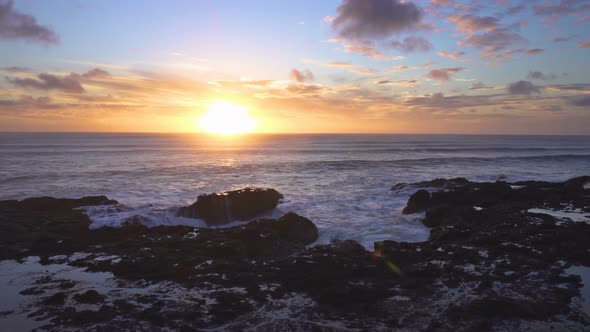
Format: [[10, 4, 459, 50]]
[[0, 256, 257, 330], [527, 208, 590, 223], [2, 133, 589, 250], [566, 266, 590, 315], [81, 204, 247, 229]]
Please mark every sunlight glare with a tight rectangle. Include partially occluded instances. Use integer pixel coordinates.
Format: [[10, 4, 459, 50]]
[[199, 102, 256, 135]]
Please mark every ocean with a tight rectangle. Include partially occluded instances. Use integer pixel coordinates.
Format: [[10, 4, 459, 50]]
[[1, 133, 589, 248]]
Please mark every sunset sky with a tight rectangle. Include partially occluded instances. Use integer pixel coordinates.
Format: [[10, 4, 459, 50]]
[[1, 0, 589, 134]]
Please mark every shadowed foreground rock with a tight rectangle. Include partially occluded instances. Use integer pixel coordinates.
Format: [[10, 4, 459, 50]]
[[1, 177, 590, 331], [402, 189, 431, 214], [177, 188, 283, 225]]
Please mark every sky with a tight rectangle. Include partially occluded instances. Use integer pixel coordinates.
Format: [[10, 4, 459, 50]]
[[0, 0, 589, 134]]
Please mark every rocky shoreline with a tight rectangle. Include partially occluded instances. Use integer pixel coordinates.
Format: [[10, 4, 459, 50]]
[[0, 177, 589, 331]]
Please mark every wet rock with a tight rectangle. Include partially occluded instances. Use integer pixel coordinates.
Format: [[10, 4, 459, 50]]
[[274, 212, 318, 244], [73, 290, 106, 304], [19, 287, 45, 295], [19, 196, 118, 211], [0, 195, 118, 260], [423, 204, 477, 228], [392, 177, 469, 191], [177, 188, 283, 225], [3, 177, 590, 331], [43, 292, 67, 306], [121, 215, 149, 227], [563, 176, 590, 194], [0, 310, 14, 317], [402, 189, 431, 214], [320, 240, 367, 256]]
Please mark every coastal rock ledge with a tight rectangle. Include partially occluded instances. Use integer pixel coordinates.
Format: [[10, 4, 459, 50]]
[[0, 177, 589, 331], [177, 187, 283, 225]]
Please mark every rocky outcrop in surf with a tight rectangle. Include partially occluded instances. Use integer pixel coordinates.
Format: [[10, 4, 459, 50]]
[[1, 177, 589, 331], [177, 188, 283, 225]]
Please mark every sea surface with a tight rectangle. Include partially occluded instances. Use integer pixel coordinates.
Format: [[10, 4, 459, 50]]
[[1, 133, 589, 248]]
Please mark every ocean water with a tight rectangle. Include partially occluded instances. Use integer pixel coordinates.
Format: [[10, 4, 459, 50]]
[[1, 133, 589, 248]]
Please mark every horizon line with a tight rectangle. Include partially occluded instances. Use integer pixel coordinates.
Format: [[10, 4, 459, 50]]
[[1, 131, 589, 137]]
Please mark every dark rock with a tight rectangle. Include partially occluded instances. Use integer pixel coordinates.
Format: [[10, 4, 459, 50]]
[[424, 204, 477, 228], [43, 292, 67, 306], [563, 176, 590, 194], [3, 177, 590, 331], [0, 195, 118, 260], [393, 177, 469, 191], [121, 215, 149, 227], [177, 188, 283, 225], [19, 287, 45, 295], [20, 196, 118, 211], [321, 240, 367, 256], [275, 212, 318, 244], [402, 189, 431, 214], [73, 290, 106, 304]]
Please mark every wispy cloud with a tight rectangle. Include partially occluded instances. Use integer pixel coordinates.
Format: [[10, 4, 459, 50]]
[[427, 67, 464, 81], [289, 69, 315, 83], [387, 36, 432, 53], [438, 51, 467, 61], [523, 48, 544, 55], [507, 80, 541, 95], [8, 73, 85, 93], [375, 79, 418, 87], [0, 0, 59, 44], [527, 71, 556, 80]]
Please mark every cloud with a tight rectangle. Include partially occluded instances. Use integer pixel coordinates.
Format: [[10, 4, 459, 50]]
[[404, 92, 508, 111], [289, 69, 315, 83], [506, 4, 526, 14], [388, 36, 432, 52], [285, 84, 327, 96], [8, 73, 85, 93], [337, 39, 388, 59], [523, 48, 544, 55], [553, 36, 573, 42], [578, 40, 590, 48], [394, 65, 418, 71], [527, 71, 556, 80], [507, 80, 541, 95], [375, 79, 418, 87], [213, 80, 275, 88], [348, 67, 374, 75], [448, 14, 499, 35], [454, 4, 477, 12], [324, 61, 353, 68], [426, 67, 463, 81], [81, 68, 111, 79], [0, 0, 59, 44], [438, 50, 466, 61], [571, 95, 590, 107], [1, 66, 29, 73], [332, 0, 423, 40], [303, 59, 373, 75], [470, 82, 492, 90], [547, 83, 590, 92], [0, 95, 53, 108], [534, 1, 590, 16], [459, 30, 526, 58], [432, 0, 453, 7], [322, 16, 335, 23]]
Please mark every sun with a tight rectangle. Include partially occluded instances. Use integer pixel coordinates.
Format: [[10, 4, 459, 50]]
[[199, 102, 257, 135]]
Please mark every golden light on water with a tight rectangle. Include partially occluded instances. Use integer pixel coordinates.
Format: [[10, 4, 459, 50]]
[[199, 102, 256, 135]]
